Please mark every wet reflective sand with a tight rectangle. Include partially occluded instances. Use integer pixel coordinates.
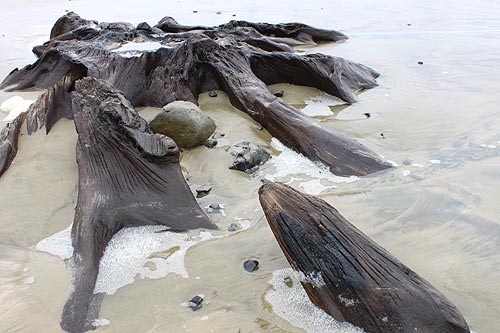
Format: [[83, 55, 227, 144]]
[[1, 0, 499, 332]]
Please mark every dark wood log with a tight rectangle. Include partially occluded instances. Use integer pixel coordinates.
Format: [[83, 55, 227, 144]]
[[0, 13, 391, 177], [60, 77, 215, 332], [0, 111, 25, 177], [259, 182, 470, 333], [0, 74, 77, 176]]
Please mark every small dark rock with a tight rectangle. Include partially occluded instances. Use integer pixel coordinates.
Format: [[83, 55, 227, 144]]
[[243, 259, 259, 272], [363, 112, 371, 118], [228, 142, 271, 173], [213, 132, 225, 139], [417, 61, 424, 65], [256, 125, 264, 131], [380, 133, 385, 139], [273, 90, 284, 97], [261, 178, 271, 185], [228, 223, 239, 232], [204, 138, 218, 148], [136, 22, 152, 32], [284, 276, 293, 287], [407, 23, 412, 26], [196, 185, 212, 198], [193, 10, 198, 13], [216, 11, 222, 15], [209, 203, 222, 210], [232, 14, 237, 17], [185, 295, 203, 311], [209, 91, 218, 97]]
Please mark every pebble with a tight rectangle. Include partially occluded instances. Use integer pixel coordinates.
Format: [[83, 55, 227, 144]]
[[256, 125, 264, 131], [209, 91, 218, 97], [196, 185, 212, 198], [216, 11, 222, 15], [363, 112, 371, 118], [380, 133, 385, 139], [185, 295, 204, 311], [417, 61, 424, 65], [243, 259, 259, 273], [209, 203, 222, 210], [143, 261, 157, 271], [228, 223, 239, 232], [273, 90, 284, 97], [204, 139, 218, 148]]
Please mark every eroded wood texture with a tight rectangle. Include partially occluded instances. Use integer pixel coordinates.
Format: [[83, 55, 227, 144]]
[[0, 74, 76, 176], [0, 12, 390, 177], [259, 182, 470, 333], [61, 77, 215, 332]]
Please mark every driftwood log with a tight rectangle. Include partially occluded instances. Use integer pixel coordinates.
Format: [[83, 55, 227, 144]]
[[0, 12, 391, 178], [259, 182, 470, 333], [62, 77, 215, 332]]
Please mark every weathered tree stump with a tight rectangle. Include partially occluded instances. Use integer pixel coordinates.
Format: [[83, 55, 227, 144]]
[[61, 77, 215, 332], [0, 12, 391, 177], [259, 182, 470, 333]]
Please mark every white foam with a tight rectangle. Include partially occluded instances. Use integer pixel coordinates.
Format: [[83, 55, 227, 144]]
[[429, 159, 441, 164], [23, 276, 36, 285], [92, 318, 110, 327], [36, 220, 251, 296], [114, 41, 165, 52], [387, 160, 399, 167], [300, 93, 344, 117], [402, 170, 411, 177], [266, 269, 364, 333], [35, 224, 73, 260], [113, 41, 181, 58], [94, 226, 216, 294], [0, 96, 35, 122], [113, 41, 165, 58], [266, 138, 358, 195]]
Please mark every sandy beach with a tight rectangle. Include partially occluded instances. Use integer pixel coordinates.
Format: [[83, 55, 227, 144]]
[[1, 0, 500, 332]]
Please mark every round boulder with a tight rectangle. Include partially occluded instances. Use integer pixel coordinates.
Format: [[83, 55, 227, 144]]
[[149, 101, 216, 149]]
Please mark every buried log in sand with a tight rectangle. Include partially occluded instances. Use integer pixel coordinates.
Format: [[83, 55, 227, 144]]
[[259, 182, 470, 333], [61, 77, 216, 332], [0, 12, 391, 177]]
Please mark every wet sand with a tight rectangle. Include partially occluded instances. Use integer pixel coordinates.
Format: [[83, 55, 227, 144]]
[[1, 0, 500, 332]]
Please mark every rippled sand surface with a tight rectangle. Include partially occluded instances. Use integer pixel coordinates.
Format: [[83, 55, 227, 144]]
[[1, 0, 500, 332]]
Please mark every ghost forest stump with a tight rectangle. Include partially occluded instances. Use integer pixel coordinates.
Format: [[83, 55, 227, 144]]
[[0, 12, 411, 333]]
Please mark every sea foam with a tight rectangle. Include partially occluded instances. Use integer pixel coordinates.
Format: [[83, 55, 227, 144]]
[[0, 96, 35, 122], [266, 268, 364, 333], [265, 138, 358, 195], [36, 224, 218, 295]]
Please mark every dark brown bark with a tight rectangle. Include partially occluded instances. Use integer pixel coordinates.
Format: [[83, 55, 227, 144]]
[[0, 112, 25, 177], [259, 182, 470, 333], [0, 74, 77, 176], [0, 12, 390, 177], [61, 77, 215, 332]]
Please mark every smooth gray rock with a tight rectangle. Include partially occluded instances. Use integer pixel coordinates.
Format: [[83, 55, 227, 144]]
[[149, 101, 216, 149]]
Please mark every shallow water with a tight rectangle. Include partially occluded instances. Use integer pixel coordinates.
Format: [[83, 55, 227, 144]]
[[1, 0, 500, 332]]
